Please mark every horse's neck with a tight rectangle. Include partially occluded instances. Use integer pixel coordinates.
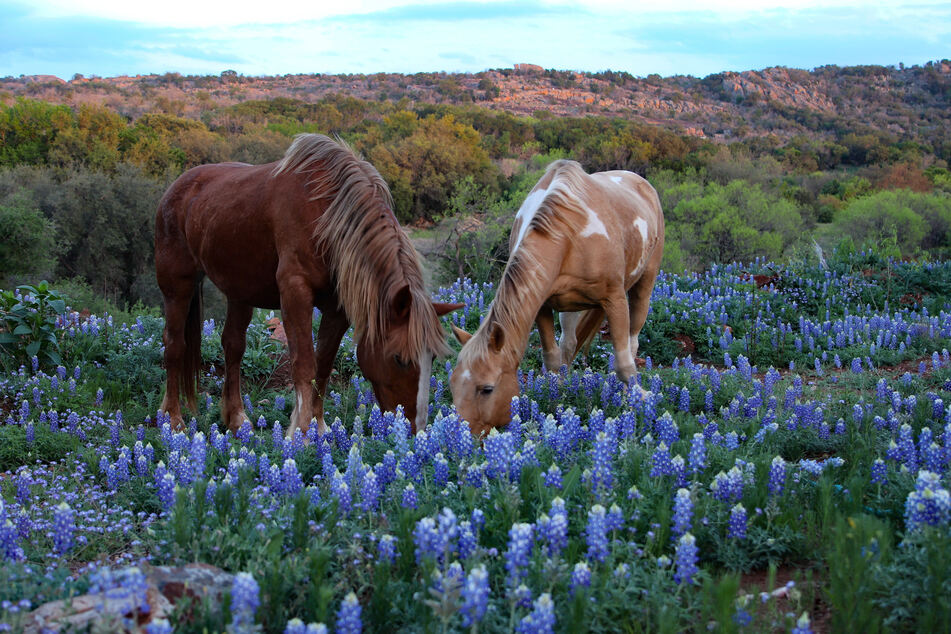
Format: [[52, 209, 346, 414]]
[[489, 239, 565, 363]]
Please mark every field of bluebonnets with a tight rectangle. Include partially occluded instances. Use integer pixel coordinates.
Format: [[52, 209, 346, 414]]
[[3, 247, 951, 633]]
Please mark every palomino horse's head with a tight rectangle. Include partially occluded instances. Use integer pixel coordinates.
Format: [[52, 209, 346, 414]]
[[449, 321, 519, 438], [357, 288, 462, 433]]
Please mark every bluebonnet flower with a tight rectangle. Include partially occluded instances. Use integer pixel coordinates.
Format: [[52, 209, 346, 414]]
[[570, 562, 591, 595], [460, 564, 489, 628], [360, 470, 380, 514], [377, 534, 397, 565], [870, 459, 887, 485], [673, 533, 699, 585], [650, 443, 674, 477], [514, 584, 533, 608], [52, 502, 75, 555], [537, 497, 568, 558], [655, 412, 680, 445], [678, 387, 690, 412], [402, 483, 418, 510], [236, 420, 253, 444], [904, 470, 951, 532], [335, 592, 362, 634], [672, 488, 693, 537], [331, 473, 352, 517], [505, 522, 534, 588], [516, 593, 555, 634], [606, 504, 624, 533], [768, 456, 786, 497], [711, 466, 744, 503], [15, 470, 32, 506], [589, 431, 615, 497], [230, 572, 260, 633], [457, 521, 479, 560], [0, 502, 23, 561], [544, 464, 563, 489], [728, 504, 747, 539], [485, 430, 516, 481], [414, 517, 440, 564], [585, 504, 609, 563], [688, 433, 706, 476], [433, 453, 449, 489], [897, 424, 918, 472]]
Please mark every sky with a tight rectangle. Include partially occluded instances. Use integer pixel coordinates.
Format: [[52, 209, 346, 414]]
[[1, 0, 949, 80]]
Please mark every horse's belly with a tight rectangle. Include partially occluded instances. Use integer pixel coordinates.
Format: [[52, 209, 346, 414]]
[[545, 289, 601, 312]]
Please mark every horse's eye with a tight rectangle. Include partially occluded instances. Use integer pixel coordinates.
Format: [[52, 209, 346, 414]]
[[477, 385, 494, 396], [393, 354, 411, 368]]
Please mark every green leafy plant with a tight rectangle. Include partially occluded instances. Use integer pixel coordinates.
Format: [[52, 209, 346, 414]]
[[0, 281, 67, 370]]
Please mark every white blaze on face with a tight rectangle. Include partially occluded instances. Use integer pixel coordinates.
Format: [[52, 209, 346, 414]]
[[512, 187, 548, 253], [581, 206, 609, 239], [415, 352, 433, 433]]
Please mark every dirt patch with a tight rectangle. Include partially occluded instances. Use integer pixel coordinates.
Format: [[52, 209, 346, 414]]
[[263, 351, 293, 391], [740, 566, 831, 633]]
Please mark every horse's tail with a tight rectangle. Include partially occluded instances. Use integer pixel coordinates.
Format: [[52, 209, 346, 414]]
[[565, 308, 605, 364], [181, 281, 203, 411]]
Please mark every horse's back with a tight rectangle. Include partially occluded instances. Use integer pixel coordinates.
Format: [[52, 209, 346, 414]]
[[154, 160, 311, 307]]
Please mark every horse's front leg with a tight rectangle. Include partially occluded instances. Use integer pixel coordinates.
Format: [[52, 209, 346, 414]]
[[536, 305, 561, 373], [280, 278, 318, 439], [306, 307, 349, 438], [221, 302, 254, 433], [602, 291, 637, 384]]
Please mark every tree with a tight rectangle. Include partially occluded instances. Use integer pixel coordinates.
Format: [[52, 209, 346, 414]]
[[0, 193, 56, 284]]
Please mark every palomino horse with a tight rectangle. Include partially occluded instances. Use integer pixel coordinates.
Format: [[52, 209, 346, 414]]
[[450, 159, 664, 435], [155, 134, 459, 436]]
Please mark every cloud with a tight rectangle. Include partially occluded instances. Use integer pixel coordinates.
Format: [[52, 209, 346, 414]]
[[0, 0, 948, 79], [329, 1, 580, 23]]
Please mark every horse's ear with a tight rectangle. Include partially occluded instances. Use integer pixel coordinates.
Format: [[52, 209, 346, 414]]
[[487, 321, 505, 352], [451, 324, 472, 345], [391, 284, 412, 321], [433, 302, 464, 317]]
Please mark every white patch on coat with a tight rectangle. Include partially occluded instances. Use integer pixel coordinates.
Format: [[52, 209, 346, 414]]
[[511, 188, 548, 252], [580, 206, 609, 238], [611, 175, 623, 183], [634, 218, 649, 243], [415, 353, 433, 432]]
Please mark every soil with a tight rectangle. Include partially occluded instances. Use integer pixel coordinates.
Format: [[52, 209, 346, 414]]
[[739, 565, 831, 633]]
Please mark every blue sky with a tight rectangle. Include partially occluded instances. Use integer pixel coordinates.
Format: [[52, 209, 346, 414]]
[[1, 0, 949, 79]]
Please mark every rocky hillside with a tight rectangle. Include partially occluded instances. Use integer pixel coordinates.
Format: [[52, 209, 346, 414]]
[[2, 61, 950, 145]]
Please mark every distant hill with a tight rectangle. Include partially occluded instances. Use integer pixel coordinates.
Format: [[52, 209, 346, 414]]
[[2, 61, 949, 150]]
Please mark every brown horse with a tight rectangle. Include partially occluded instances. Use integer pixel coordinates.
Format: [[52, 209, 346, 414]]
[[450, 159, 664, 436], [155, 134, 459, 436]]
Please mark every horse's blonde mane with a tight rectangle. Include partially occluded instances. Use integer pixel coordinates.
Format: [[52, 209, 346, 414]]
[[463, 159, 590, 366], [273, 134, 449, 359]]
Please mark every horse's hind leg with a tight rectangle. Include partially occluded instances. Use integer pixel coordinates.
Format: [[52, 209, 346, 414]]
[[536, 306, 561, 373], [221, 301, 253, 433], [557, 311, 582, 366], [157, 262, 201, 431], [628, 250, 663, 368]]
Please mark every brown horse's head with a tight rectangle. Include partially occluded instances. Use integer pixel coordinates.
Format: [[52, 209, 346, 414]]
[[449, 321, 519, 438], [358, 291, 462, 433]]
